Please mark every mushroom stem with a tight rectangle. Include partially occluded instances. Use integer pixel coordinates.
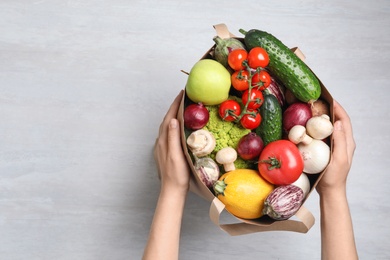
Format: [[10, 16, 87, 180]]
[[215, 147, 237, 172]]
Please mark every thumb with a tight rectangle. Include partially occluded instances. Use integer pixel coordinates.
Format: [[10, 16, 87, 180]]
[[332, 120, 347, 161], [167, 119, 183, 154]]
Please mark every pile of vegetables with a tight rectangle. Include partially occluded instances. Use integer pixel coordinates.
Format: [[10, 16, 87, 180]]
[[183, 28, 333, 221]]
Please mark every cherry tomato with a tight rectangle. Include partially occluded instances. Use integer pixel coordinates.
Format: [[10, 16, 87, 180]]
[[218, 100, 241, 122], [242, 88, 264, 110], [247, 47, 269, 69], [240, 110, 261, 130], [258, 140, 304, 185], [228, 49, 248, 71], [251, 70, 271, 90], [231, 70, 250, 91]]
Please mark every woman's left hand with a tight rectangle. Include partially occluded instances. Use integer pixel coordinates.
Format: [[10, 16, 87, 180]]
[[154, 90, 190, 195]]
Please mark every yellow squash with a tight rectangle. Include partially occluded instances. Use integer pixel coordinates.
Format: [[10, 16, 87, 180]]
[[213, 169, 274, 219]]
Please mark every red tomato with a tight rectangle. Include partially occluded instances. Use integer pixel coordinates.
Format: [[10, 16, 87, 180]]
[[242, 88, 264, 110], [219, 100, 241, 121], [248, 47, 270, 69], [251, 70, 271, 90], [228, 49, 248, 71], [231, 70, 250, 91], [258, 140, 304, 185], [240, 110, 261, 130]]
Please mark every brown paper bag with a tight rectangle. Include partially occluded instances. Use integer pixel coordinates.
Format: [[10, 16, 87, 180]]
[[177, 24, 333, 236]]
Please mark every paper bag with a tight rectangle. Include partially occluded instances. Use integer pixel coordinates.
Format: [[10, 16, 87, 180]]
[[177, 24, 333, 236]]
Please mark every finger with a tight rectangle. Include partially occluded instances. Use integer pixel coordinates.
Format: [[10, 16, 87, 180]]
[[332, 120, 349, 164], [333, 100, 356, 160], [167, 118, 183, 157], [333, 100, 353, 135]]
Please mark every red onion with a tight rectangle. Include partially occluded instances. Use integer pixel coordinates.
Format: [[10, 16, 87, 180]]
[[184, 103, 209, 130], [237, 132, 264, 160], [283, 102, 312, 132]]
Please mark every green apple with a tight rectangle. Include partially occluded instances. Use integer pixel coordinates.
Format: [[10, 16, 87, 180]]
[[185, 59, 231, 105]]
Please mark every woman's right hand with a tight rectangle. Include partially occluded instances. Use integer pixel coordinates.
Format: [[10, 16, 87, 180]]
[[316, 100, 356, 196]]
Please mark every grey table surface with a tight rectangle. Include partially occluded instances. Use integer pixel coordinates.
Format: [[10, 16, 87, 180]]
[[1, 0, 389, 259]]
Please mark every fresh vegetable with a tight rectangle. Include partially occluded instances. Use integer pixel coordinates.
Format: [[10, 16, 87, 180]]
[[263, 185, 305, 220], [266, 77, 286, 107], [251, 70, 271, 91], [291, 173, 311, 197], [288, 125, 313, 145], [213, 169, 274, 219], [258, 140, 304, 185], [298, 139, 331, 174], [227, 49, 248, 71], [194, 156, 220, 188], [283, 102, 312, 133], [216, 147, 237, 172], [239, 28, 321, 103], [183, 103, 209, 130], [247, 47, 269, 69], [186, 129, 216, 157], [242, 88, 264, 110], [237, 132, 264, 160], [255, 93, 283, 145], [185, 59, 231, 105], [231, 70, 250, 91], [284, 89, 299, 105], [240, 109, 261, 130], [202, 104, 252, 168], [213, 36, 246, 68], [311, 99, 330, 117], [218, 99, 241, 122], [306, 114, 334, 140]]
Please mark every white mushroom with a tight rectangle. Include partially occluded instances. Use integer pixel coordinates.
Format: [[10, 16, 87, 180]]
[[186, 129, 216, 157], [215, 147, 237, 172], [306, 114, 334, 140], [288, 125, 313, 145]]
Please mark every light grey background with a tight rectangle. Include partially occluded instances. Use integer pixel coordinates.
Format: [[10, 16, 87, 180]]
[[1, 0, 389, 259]]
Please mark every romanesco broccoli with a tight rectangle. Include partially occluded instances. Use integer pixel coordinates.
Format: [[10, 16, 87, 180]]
[[202, 103, 255, 170]]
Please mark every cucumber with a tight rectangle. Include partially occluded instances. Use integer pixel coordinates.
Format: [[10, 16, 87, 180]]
[[239, 29, 321, 103], [256, 93, 282, 145]]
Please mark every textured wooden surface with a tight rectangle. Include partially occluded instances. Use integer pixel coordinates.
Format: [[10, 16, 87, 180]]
[[0, 0, 389, 259]]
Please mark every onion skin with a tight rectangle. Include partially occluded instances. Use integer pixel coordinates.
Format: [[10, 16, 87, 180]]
[[310, 99, 330, 117], [283, 102, 312, 133], [237, 132, 264, 160], [263, 185, 304, 220], [184, 103, 209, 130]]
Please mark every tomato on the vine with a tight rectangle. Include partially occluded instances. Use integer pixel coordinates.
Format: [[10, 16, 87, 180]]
[[251, 70, 271, 90], [218, 100, 241, 122], [231, 70, 250, 91], [248, 47, 269, 69], [240, 109, 261, 130], [228, 49, 248, 71], [258, 140, 304, 185], [242, 88, 264, 110]]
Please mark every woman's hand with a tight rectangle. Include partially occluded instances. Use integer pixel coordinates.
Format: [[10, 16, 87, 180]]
[[316, 100, 358, 260], [154, 90, 190, 196], [143, 90, 191, 260], [316, 100, 356, 196]]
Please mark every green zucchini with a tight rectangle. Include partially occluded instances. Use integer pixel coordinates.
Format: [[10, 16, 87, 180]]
[[239, 29, 321, 103], [256, 93, 282, 145]]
